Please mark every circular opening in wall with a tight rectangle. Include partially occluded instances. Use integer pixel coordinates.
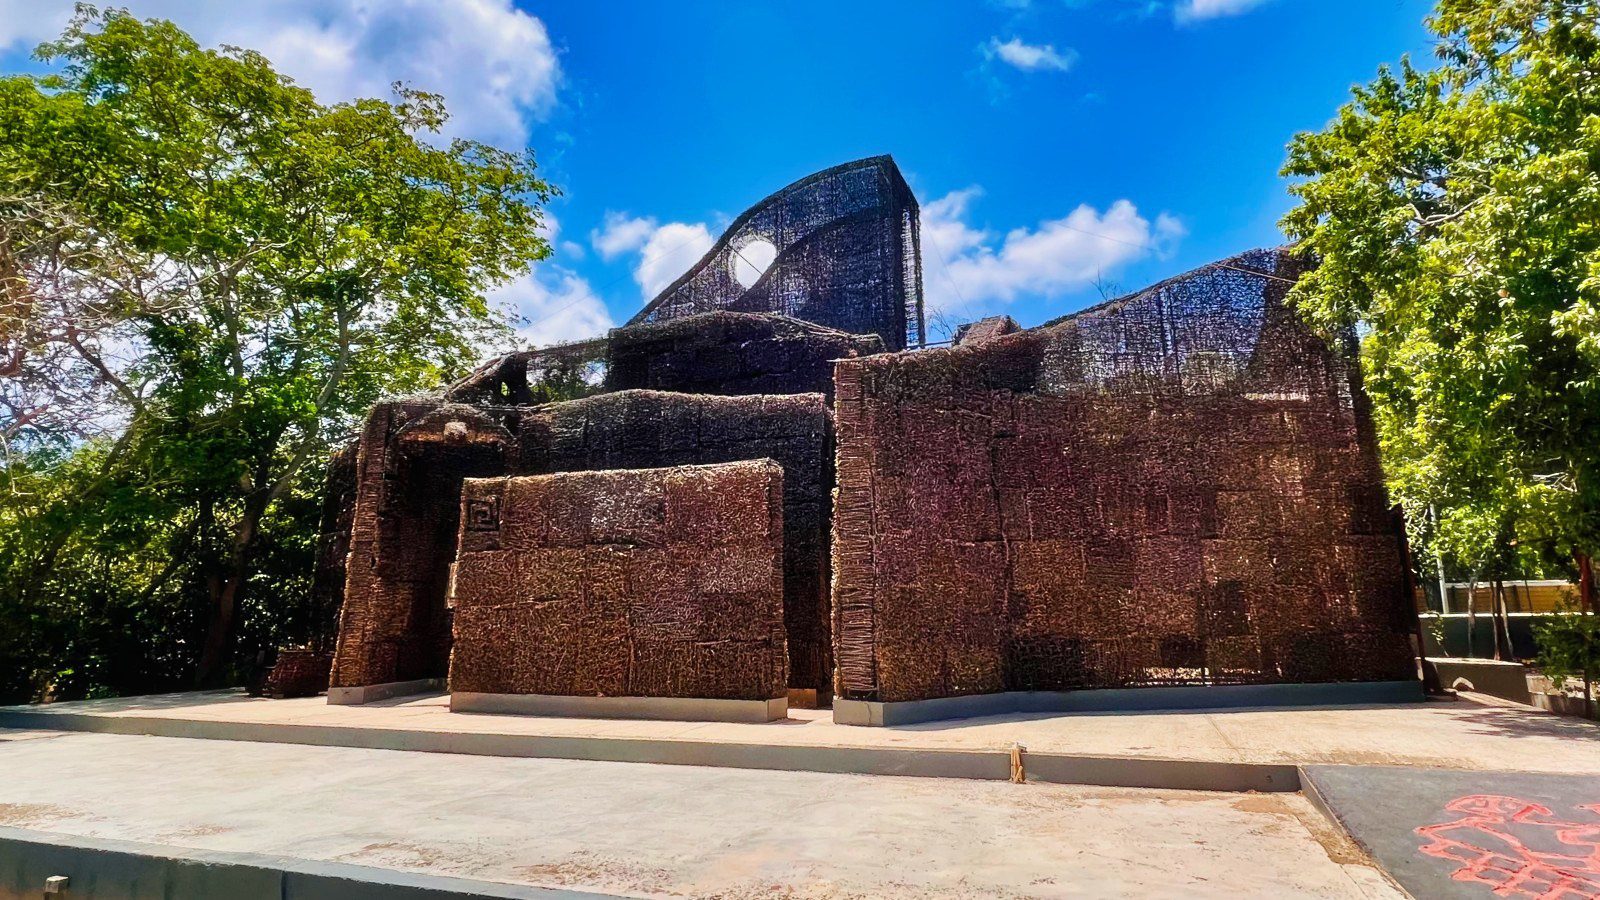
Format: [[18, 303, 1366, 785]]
[[730, 238, 777, 289]]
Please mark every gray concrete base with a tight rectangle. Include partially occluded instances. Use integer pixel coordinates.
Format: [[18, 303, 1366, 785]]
[[450, 692, 787, 723], [0, 826, 611, 899], [1425, 657, 1533, 704], [834, 680, 1426, 726], [1532, 690, 1598, 719], [327, 678, 443, 706]]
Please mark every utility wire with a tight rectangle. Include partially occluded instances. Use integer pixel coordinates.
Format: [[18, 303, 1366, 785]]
[[728, 241, 770, 288], [919, 222, 982, 338]]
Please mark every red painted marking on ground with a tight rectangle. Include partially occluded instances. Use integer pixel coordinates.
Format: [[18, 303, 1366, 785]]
[[1415, 795, 1600, 899]]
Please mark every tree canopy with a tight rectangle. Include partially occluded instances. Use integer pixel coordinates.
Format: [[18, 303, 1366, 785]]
[[1281, 0, 1600, 601], [0, 6, 553, 699]]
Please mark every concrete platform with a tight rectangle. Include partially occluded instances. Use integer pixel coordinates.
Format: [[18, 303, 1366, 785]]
[[1, 689, 1595, 785], [5, 693, 1595, 897], [0, 730, 1404, 899]]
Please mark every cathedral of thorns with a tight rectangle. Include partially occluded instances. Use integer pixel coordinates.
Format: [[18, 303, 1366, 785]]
[[271, 156, 1421, 724]]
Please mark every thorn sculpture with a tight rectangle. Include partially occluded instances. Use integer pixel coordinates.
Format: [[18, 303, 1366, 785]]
[[300, 158, 1416, 722]]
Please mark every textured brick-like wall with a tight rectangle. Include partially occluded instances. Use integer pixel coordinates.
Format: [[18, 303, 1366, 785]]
[[328, 401, 512, 689], [606, 311, 882, 399], [259, 649, 333, 699], [307, 441, 358, 650], [449, 461, 787, 701], [517, 389, 834, 696], [952, 315, 1020, 347], [833, 250, 1416, 703]]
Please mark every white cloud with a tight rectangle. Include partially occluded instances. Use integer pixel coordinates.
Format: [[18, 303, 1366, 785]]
[[0, 0, 560, 145], [490, 266, 613, 348], [635, 222, 715, 300], [984, 37, 1076, 73], [919, 187, 1185, 323], [0, 0, 54, 50], [591, 214, 716, 301], [1175, 0, 1270, 22], [590, 212, 659, 261], [921, 188, 990, 261]]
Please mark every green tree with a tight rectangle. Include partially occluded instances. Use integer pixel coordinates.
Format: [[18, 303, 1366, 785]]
[[0, 6, 553, 693], [1281, 0, 1600, 620], [1533, 607, 1599, 717]]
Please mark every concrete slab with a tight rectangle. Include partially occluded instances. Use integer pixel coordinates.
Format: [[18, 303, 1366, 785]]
[[0, 705, 1300, 791], [0, 827, 607, 899], [2, 690, 1595, 777], [0, 731, 1397, 899], [1304, 766, 1600, 900]]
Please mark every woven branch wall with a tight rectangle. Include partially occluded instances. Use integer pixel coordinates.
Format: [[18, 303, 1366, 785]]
[[606, 311, 883, 400], [308, 441, 359, 650], [445, 338, 610, 406], [448, 461, 787, 701], [517, 389, 834, 696], [328, 401, 513, 689], [443, 311, 882, 409], [627, 156, 925, 351], [259, 649, 333, 699], [832, 249, 1416, 703]]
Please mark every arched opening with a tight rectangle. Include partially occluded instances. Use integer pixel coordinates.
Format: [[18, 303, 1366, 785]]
[[730, 237, 777, 289]]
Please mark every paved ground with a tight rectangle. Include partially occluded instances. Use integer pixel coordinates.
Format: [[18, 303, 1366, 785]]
[[0, 729, 1401, 899], [3, 690, 1595, 774], [1306, 766, 1600, 900]]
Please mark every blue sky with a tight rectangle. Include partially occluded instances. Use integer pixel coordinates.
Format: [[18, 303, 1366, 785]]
[[1, 0, 1437, 345]]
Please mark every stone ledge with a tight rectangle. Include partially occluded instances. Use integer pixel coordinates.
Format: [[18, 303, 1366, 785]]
[[450, 692, 788, 723], [327, 678, 444, 706]]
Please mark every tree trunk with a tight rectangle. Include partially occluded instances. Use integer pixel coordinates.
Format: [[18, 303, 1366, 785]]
[[1465, 573, 1479, 659], [1431, 505, 1449, 614], [1579, 551, 1595, 615], [1435, 553, 1450, 614], [1394, 506, 1442, 692], [1491, 578, 1510, 661], [1490, 578, 1502, 661], [194, 492, 270, 687]]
